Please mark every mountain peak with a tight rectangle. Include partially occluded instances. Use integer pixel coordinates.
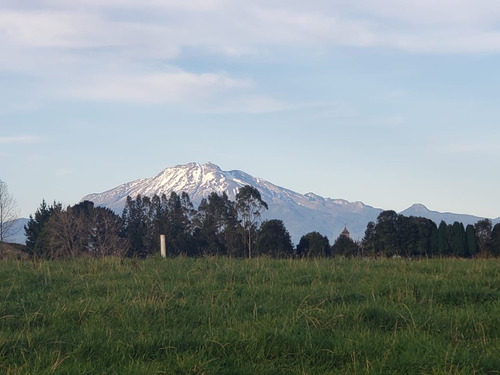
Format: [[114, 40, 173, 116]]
[[407, 203, 430, 212], [81, 162, 495, 245], [81, 162, 382, 242]]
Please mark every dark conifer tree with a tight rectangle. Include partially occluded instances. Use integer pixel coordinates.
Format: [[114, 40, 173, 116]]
[[437, 221, 450, 256], [122, 195, 150, 257], [465, 224, 478, 258], [195, 192, 238, 256], [451, 222, 467, 257], [296, 232, 330, 257], [165, 192, 195, 256], [24, 200, 61, 256], [361, 221, 376, 255], [256, 219, 294, 258], [490, 223, 500, 257], [331, 234, 360, 257]]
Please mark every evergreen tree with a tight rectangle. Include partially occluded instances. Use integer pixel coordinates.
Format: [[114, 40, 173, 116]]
[[121, 195, 150, 257], [331, 234, 360, 257], [195, 192, 238, 256], [370, 210, 400, 257], [363, 213, 438, 258], [490, 223, 500, 257], [361, 221, 376, 255], [256, 219, 294, 258], [451, 222, 467, 257], [165, 192, 195, 256], [24, 200, 60, 256], [465, 224, 478, 258], [437, 221, 450, 256], [87, 206, 126, 257], [413, 217, 438, 257], [296, 232, 330, 257]]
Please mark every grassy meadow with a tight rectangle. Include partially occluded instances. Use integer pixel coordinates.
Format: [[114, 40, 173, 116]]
[[1, 256, 500, 374]]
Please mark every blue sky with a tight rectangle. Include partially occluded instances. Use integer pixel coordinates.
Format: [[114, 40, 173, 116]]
[[1, 0, 499, 219]]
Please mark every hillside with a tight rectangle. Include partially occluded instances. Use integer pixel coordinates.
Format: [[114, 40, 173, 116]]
[[82, 162, 381, 242], [82, 162, 498, 244]]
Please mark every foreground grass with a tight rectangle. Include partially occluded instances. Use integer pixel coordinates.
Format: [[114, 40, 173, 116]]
[[1, 256, 500, 374]]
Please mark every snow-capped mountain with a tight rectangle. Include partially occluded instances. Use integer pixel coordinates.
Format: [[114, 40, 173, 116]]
[[82, 162, 499, 244], [82, 162, 382, 242]]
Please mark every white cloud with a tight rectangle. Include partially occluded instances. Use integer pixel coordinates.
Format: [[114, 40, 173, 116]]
[[202, 95, 291, 114], [47, 0, 225, 12], [0, 11, 114, 48], [3, 1, 500, 57], [2, 0, 500, 109], [62, 71, 253, 104], [440, 140, 500, 155], [0, 135, 43, 144]]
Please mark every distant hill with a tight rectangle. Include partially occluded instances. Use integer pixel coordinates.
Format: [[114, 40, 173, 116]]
[[3, 218, 29, 246], [400, 204, 499, 227], [82, 162, 499, 244]]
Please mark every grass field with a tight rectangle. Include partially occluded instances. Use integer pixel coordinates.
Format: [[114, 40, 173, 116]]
[[1, 256, 500, 374]]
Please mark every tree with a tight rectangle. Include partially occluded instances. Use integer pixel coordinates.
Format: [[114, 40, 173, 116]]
[[437, 221, 450, 256], [0, 180, 19, 243], [451, 222, 467, 257], [490, 223, 500, 257], [165, 192, 196, 256], [236, 185, 268, 259], [121, 195, 150, 257], [256, 219, 294, 258], [362, 212, 438, 258], [474, 219, 492, 256], [361, 221, 376, 255], [87, 206, 127, 257], [195, 192, 239, 256], [296, 232, 330, 258], [331, 234, 360, 257], [41, 201, 126, 259], [465, 225, 478, 258], [25, 200, 61, 257], [361, 211, 401, 257]]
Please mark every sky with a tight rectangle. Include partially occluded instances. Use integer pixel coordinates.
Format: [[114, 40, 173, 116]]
[[1, 0, 500, 219]]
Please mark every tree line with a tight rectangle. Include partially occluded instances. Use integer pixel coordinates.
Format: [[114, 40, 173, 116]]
[[23, 186, 500, 259]]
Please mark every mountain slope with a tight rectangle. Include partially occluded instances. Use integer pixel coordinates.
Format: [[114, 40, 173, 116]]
[[82, 162, 499, 244], [82, 162, 382, 242], [400, 204, 494, 227], [3, 218, 29, 245]]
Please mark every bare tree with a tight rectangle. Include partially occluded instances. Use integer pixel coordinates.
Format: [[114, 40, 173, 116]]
[[44, 201, 127, 258], [0, 180, 19, 242]]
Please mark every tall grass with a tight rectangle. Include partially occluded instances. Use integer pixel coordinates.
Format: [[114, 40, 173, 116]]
[[1, 256, 500, 374]]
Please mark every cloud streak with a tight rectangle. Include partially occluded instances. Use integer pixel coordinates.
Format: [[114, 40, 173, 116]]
[[59, 70, 252, 104], [0, 135, 43, 144], [2, 1, 500, 54], [2, 0, 500, 108]]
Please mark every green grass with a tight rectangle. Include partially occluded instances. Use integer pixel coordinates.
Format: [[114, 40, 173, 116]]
[[1, 256, 500, 374]]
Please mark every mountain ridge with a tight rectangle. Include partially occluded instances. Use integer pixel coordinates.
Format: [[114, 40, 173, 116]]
[[81, 162, 500, 244]]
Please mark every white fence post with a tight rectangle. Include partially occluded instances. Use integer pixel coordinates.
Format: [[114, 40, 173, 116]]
[[160, 234, 166, 258]]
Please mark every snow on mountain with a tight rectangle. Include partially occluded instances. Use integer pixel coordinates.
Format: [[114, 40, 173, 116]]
[[82, 162, 499, 245], [82, 162, 382, 243]]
